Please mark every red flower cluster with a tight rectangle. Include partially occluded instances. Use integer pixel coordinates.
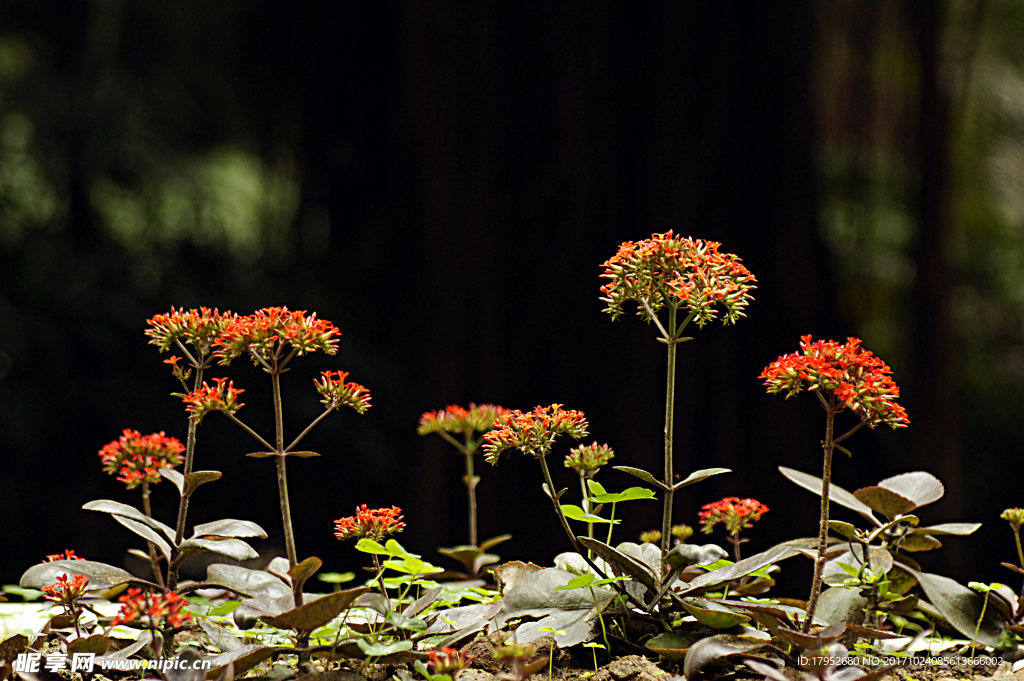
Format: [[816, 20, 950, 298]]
[[214, 306, 340, 366], [482, 404, 589, 464], [428, 646, 474, 674], [699, 497, 769, 537], [112, 588, 192, 629], [600, 232, 757, 328], [418, 403, 511, 438], [760, 336, 909, 429], [314, 370, 372, 414], [182, 377, 245, 421], [44, 550, 85, 562], [98, 429, 185, 489], [146, 307, 237, 356], [334, 505, 406, 542], [563, 442, 615, 477], [41, 574, 90, 604]]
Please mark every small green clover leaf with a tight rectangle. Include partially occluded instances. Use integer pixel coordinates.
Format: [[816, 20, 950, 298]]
[[560, 504, 618, 524]]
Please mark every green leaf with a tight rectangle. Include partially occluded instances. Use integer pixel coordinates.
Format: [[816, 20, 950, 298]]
[[554, 573, 596, 591], [385, 539, 419, 559], [876, 471, 944, 510], [178, 537, 258, 562], [382, 558, 443, 575], [355, 538, 388, 555], [683, 634, 766, 678], [192, 519, 268, 540], [318, 572, 356, 584], [386, 611, 428, 631], [587, 486, 656, 504], [905, 568, 1004, 647], [357, 639, 414, 656], [111, 515, 173, 560], [779, 467, 878, 524], [159, 468, 186, 495], [586, 479, 608, 496], [611, 466, 667, 490], [912, 523, 981, 536], [645, 632, 692, 660], [681, 600, 751, 629], [561, 504, 617, 524], [204, 564, 292, 599], [20, 560, 141, 592], [853, 486, 917, 520], [82, 500, 176, 544], [672, 467, 731, 491]]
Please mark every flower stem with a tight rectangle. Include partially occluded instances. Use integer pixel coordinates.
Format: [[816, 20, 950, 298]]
[[141, 482, 166, 589], [579, 473, 593, 556], [285, 404, 336, 453], [170, 363, 204, 591], [1014, 528, 1024, 598], [536, 454, 640, 607], [661, 305, 678, 554], [803, 397, 837, 632], [464, 449, 478, 547], [270, 368, 301, 583]]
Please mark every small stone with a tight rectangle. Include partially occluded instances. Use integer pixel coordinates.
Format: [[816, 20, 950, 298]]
[[458, 670, 496, 681]]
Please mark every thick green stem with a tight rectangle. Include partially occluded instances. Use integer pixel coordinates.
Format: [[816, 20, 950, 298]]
[[661, 306, 678, 554], [170, 364, 204, 591], [271, 369, 300, 581], [141, 482, 166, 589], [803, 399, 836, 632], [464, 450, 478, 547], [1014, 528, 1024, 598], [579, 473, 594, 553]]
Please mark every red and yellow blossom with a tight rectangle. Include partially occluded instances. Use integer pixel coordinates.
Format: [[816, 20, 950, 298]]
[[98, 429, 185, 489], [418, 403, 510, 439], [334, 505, 406, 542], [428, 646, 474, 675], [214, 306, 340, 366], [760, 336, 909, 429], [146, 307, 236, 355], [44, 550, 85, 562], [699, 497, 769, 537], [482, 404, 589, 464], [112, 588, 192, 629], [182, 377, 245, 420], [314, 370, 372, 414], [41, 574, 90, 604], [600, 231, 757, 328]]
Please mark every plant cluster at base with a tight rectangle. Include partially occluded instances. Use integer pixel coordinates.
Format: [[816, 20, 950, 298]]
[[8, 235, 1022, 681]]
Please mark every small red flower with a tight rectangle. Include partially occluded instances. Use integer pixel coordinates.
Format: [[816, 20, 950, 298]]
[[41, 574, 90, 604], [98, 429, 185, 489], [482, 404, 589, 464], [334, 505, 406, 542], [600, 232, 757, 328], [428, 647, 474, 675], [214, 306, 340, 367], [760, 336, 909, 429], [418, 404, 511, 439], [112, 588, 192, 629], [44, 550, 85, 563], [314, 370, 372, 414], [699, 497, 769, 537], [182, 377, 245, 420]]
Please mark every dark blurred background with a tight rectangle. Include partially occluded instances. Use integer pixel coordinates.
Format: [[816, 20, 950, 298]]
[[1, 1, 1023, 596]]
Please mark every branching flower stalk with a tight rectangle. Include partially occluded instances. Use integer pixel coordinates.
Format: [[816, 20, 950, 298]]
[[146, 307, 237, 590], [185, 307, 370, 583], [98, 429, 184, 588], [699, 496, 769, 563], [601, 233, 756, 554], [419, 404, 510, 546], [1001, 508, 1024, 597], [762, 335, 909, 631], [564, 442, 614, 545]]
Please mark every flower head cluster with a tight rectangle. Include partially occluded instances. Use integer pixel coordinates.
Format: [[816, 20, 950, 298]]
[[112, 588, 192, 629], [146, 307, 237, 358], [1002, 508, 1024, 532], [98, 430, 185, 489], [760, 336, 909, 429], [600, 232, 757, 328], [671, 524, 694, 542], [44, 550, 85, 563], [428, 647, 474, 675], [699, 497, 769, 537], [418, 404, 511, 439], [314, 371, 372, 414], [639, 529, 662, 544], [563, 442, 614, 478], [215, 306, 340, 366], [334, 505, 406, 542], [482, 405, 589, 464], [41, 574, 90, 605], [182, 377, 245, 421]]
